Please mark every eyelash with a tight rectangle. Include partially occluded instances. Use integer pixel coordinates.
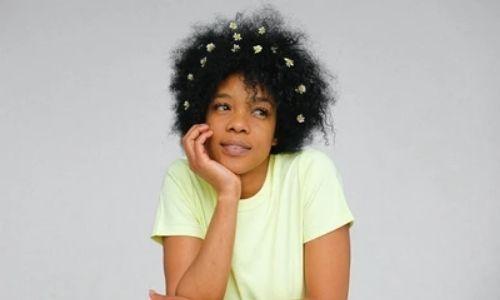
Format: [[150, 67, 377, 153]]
[[213, 103, 269, 117]]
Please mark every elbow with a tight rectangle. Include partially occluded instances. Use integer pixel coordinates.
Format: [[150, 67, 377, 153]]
[[175, 286, 224, 300], [175, 292, 223, 300], [174, 272, 226, 300], [175, 293, 222, 300]]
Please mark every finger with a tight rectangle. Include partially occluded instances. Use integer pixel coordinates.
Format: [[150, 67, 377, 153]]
[[149, 290, 169, 300], [192, 129, 212, 164], [194, 129, 213, 162], [149, 289, 158, 300], [183, 123, 208, 141], [182, 124, 207, 150], [184, 123, 209, 141], [183, 124, 209, 162]]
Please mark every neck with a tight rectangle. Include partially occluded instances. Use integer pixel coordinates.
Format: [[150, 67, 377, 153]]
[[239, 155, 271, 199]]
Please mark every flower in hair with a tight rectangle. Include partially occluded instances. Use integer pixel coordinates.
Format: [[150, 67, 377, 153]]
[[200, 57, 207, 68], [253, 45, 263, 54], [284, 57, 294, 67], [206, 43, 215, 52], [271, 46, 278, 53], [258, 26, 266, 34], [183, 100, 190, 110], [187, 73, 194, 81], [231, 44, 240, 53], [229, 21, 238, 30], [295, 84, 306, 94], [296, 114, 305, 123], [233, 32, 242, 41]]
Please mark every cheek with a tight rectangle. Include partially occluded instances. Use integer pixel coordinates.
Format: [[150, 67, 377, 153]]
[[206, 124, 222, 146], [263, 123, 277, 143], [207, 122, 222, 136]]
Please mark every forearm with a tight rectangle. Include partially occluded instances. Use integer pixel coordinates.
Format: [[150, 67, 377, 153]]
[[176, 198, 238, 300]]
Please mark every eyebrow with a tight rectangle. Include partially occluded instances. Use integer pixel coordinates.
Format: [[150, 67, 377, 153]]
[[213, 93, 275, 107]]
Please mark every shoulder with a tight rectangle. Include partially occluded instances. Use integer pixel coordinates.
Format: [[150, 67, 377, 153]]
[[274, 147, 332, 166], [160, 157, 210, 201], [297, 147, 335, 164], [163, 157, 196, 185], [292, 147, 338, 176], [296, 149, 343, 194], [273, 147, 339, 182], [164, 157, 214, 192], [166, 157, 190, 175]]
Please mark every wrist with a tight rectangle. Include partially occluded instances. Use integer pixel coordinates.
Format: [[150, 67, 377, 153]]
[[217, 194, 240, 204]]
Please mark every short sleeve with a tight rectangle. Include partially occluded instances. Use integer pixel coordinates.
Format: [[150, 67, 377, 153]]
[[150, 161, 204, 245], [301, 150, 355, 243]]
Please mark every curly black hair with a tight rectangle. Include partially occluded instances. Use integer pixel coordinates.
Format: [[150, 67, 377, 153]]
[[167, 5, 337, 154]]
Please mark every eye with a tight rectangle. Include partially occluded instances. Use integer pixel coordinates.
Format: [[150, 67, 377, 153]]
[[213, 103, 229, 111], [253, 107, 269, 118], [212, 103, 269, 118]]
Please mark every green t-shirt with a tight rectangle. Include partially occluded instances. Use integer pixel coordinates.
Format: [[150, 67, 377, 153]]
[[151, 147, 355, 299]]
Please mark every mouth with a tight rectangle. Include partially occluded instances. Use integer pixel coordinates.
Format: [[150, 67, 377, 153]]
[[220, 143, 251, 157]]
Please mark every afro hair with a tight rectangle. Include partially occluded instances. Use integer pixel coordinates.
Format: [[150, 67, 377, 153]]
[[167, 5, 337, 154]]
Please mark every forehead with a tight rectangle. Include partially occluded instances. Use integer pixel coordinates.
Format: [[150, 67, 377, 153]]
[[213, 74, 275, 106], [213, 92, 274, 107]]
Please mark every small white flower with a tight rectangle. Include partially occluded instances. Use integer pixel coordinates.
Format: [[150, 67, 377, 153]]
[[231, 44, 240, 53], [258, 26, 266, 34], [229, 21, 238, 30], [271, 46, 278, 53], [284, 57, 294, 67], [206, 43, 215, 52], [187, 73, 194, 81], [253, 45, 263, 54], [233, 32, 242, 41], [200, 56, 207, 67], [295, 84, 306, 94], [296, 114, 305, 123], [183, 100, 190, 111]]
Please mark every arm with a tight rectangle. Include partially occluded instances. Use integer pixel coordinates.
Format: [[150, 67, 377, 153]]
[[172, 198, 239, 300], [160, 123, 241, 299], [304, 224, 352, 300], [150, 289, 191, 300], [163, 236, 202, 296]]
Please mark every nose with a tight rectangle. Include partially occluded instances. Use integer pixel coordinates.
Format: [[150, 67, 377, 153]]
[[226, 110, 250, 133]]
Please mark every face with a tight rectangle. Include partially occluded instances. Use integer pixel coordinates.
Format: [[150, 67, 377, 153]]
[[205, 73, 278, 175]]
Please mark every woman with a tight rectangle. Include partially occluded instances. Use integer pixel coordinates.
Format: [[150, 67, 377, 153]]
[[150, 6, 355, 300]]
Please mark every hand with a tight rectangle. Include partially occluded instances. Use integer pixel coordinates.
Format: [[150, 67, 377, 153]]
[[149, 289, 190, 300], [181, 123, 241, 200]]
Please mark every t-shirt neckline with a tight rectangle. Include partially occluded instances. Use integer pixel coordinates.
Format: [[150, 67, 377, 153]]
[[237, 154, 274, 212]]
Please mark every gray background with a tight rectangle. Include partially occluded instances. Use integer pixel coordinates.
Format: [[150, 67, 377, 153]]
[[1, 0, 499, 299]]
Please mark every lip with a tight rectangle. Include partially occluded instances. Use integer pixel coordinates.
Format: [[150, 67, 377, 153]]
[[221, 144, 251, 157], [220, 140, 252, 149], [220, 140, 251, 157]]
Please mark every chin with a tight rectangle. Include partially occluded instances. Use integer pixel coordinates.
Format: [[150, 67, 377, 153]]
[[216, 156, 251, 175]]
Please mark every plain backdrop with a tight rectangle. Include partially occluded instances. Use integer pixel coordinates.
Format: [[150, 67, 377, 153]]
[[1, 0, 499, 299]]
